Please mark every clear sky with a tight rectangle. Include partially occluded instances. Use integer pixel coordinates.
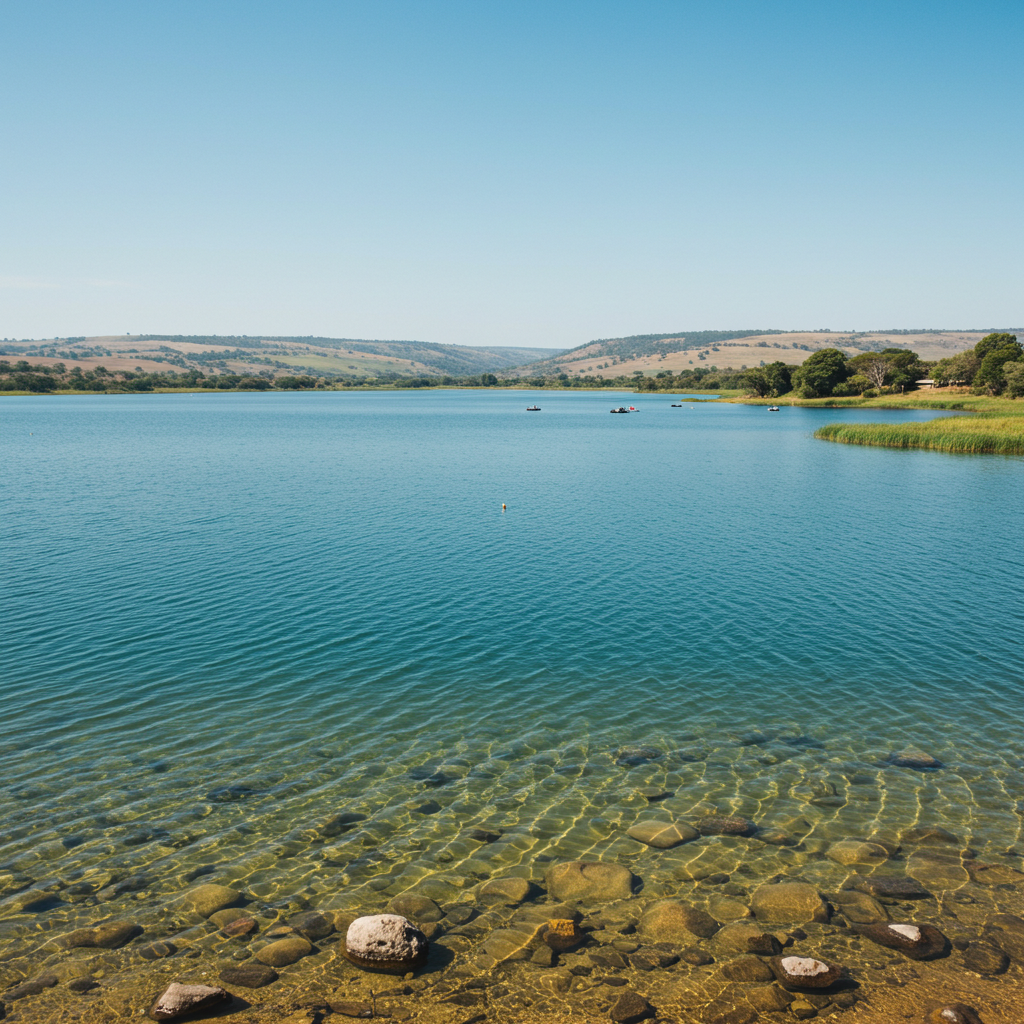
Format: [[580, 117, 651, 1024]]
[[1, 1, 1021, 346]]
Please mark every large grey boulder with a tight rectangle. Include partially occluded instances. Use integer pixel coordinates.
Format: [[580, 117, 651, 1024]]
[[344, 914, 428, 973], [148, 983, 231, 1021]]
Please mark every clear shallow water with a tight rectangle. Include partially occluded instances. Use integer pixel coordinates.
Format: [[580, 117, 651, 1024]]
[[2, 390, 1023, 1021]]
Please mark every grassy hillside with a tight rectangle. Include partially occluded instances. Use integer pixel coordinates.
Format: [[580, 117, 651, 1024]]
[[506, 329, 1008, 379], [0, 335, 564, 380]]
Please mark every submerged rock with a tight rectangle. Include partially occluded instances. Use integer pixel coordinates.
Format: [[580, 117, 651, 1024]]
[[139, 941, 178, 960], [60, 920, 142, 949], [888, 749, 943, 770], [465, 827, 502, 843], [769, 954, 846, 990], [852, 876, 932, 901], [615, 746, 661, 767], [639, 899, 718, 940], [708, 895, 752, 921], [630, 948, 679, 970], [962, 941, 1009, 976], [829, 890, 888, 925], [288, 910, 335, 940], [856, 922, 948, 960], [985, 913, 1024, 960], [713, 921, 781, 955], [330, 1001, 375, 1018], [543, 918, 583, 951], [903, 825, 960, 845], [626, 820, 698, 849], [967, 861, 1024, 886], [746, 983, 794, 1012], [219, 963, 279, 989], [696, 815, 757, 837], [5, 974, 58, 1000], [609, 990, 653, 1023], [219, 916, 258, 939], [171, 883, 241, 918], [750, 882, 829, 925], [476, 876, 532, 904], [148, 983, 231, 1021], [925, 1005, 983, 1024], [546, 861, 635, 902], [344, 914, 428, 973], [640, 788, 673, 802], [319, 811, 368, 837], [715, 956, 774, 982], [255, 935, 312, 967], [68, 978, 100, 994], [826, 839, 890, 866], [386, 894, 444, 923]]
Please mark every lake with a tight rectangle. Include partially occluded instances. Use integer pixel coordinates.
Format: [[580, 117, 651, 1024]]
[[2, 390, 1023, 1022]]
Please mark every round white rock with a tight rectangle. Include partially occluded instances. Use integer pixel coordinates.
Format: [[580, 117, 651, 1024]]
[[346, 914, 428, 966]]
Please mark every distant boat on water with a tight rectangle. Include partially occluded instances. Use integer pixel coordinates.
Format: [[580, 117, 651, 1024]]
[[610, 407, 629, 413], [768, 406, 780, 412], [526, 405, 541, 411]]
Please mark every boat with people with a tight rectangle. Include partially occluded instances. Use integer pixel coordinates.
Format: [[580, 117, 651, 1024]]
[[610, 407, 630, 414], [768, 406, 780, 412], [671, 404, 682, 407], [526, 406, 541, 411]]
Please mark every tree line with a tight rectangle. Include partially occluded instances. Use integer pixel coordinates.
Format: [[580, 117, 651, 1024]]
[[3, 333, 1021, 398], [737, 333, 1022, 399]]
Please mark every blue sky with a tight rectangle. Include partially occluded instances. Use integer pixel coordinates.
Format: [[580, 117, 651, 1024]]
[[1, 1, 1020, 346]]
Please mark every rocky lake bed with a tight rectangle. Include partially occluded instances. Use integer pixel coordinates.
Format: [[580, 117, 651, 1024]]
[[2, 741, 1023, 1024]]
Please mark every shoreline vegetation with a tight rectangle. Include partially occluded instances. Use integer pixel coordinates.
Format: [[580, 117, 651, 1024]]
[[4, 333, 1022, 455]]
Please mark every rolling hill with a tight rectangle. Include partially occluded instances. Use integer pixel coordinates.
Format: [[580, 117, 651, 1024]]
[[505, 328, 1009, 378], [0, 335, 565, 379]]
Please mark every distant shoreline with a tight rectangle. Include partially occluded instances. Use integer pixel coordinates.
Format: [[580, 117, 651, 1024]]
[[0, 385, 737, 398]]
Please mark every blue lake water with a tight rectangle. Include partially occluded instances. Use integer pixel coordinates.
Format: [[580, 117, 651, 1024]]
[[2, 389, 1023, 1019]]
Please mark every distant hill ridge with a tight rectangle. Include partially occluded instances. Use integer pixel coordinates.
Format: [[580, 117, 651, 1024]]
[[132, 335, 562, 375]]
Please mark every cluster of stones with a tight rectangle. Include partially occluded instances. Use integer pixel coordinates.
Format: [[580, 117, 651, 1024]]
[[3, 781, 1022, 1024]]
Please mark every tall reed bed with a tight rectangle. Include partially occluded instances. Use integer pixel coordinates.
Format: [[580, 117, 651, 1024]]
[[815, 416, 1024, 455]]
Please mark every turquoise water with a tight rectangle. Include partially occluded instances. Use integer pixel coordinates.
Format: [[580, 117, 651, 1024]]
[[2, 390, 1023, 1020]]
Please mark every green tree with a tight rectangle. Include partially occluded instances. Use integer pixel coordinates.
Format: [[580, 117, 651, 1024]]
[[10, 372, 57, 392], [974, 332, 1018, 360], [764, 361, 793, 396], [932, 351, 980, 387], [1001, 361, 1024, 398], [792, 348, 850, 398], [742, 366, 773, 397], [975, 338, 1024, 393]]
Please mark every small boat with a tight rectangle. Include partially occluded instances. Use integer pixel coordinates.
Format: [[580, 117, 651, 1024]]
[[526, 406, 541, 411], [671, 404, 682, 407], [610, 406, 629, 414], [768, 406, 780, 412]]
